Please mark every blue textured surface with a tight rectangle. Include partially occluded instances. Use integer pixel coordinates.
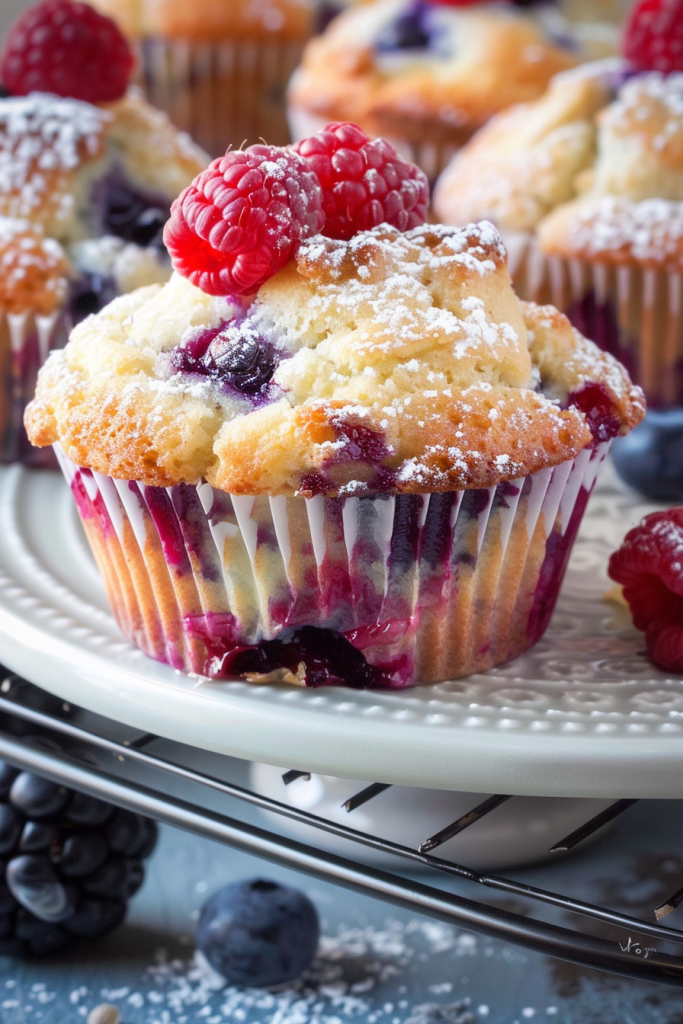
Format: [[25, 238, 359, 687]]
[[1, 800, 683, 1023]]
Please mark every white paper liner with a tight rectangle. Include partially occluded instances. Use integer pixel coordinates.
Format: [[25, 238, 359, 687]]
[[138, 38, 306, 156], [56, 441, 610, 688], [0, 309, 66, 465], [501, 230, 683, 406]]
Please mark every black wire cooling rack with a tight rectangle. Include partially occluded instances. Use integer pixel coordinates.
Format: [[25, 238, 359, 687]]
[[0, 668, 683, 987]]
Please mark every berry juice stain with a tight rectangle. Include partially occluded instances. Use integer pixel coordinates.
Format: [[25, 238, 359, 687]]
[[567, 381, 622, 444]]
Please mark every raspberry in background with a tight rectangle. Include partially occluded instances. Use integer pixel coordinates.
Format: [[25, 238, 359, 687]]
[[622, 0, 683, 75], [608, 508, 683, 673], [0, 0, 134, 103], [294, 122, 429, 241], [164, 146, 325, 297]]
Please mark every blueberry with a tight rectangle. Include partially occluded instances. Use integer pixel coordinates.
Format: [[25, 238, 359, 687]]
[[19, 821, 59, 854], [10, 773, 69, 819], [196, 878, 320, 987], [0, 763, 19, 799], [135, 818, 158, 860], [612, 409, 683, 501], [69, 272, 118, 325], [105, 809, 149, 855], [170, 322, 279, 399], [84, 858, 144, 900], [53, 832, 109, 879], [377, 0, 430, 50], [94, 169, 171, 249], [66, 793, 113, 827], [6, 855, 77, 922], [62, 898, 126, 939], [0, 805, 22, 854]]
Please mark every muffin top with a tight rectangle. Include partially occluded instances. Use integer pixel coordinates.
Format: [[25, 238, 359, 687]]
[[0, 217, 69, 316], [0, 89, 208, 245], [288, 0, 583, 148], [435, 66, 683, 268], [26, 221, 644, 496], [88, 0, 315, 40]]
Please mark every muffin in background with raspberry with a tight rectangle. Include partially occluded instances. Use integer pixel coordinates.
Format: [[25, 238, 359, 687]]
[[434, 0, 683, 417], [26, 129, 644, 689], [87, 0, 316, 157], [286, 0, 617, 182], [0, 0, 209, 464]]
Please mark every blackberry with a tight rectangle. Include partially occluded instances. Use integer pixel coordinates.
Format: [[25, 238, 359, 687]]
[[0, 761, 158, 956]]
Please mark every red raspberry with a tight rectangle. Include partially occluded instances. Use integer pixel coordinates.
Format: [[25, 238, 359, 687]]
[[294, 122, 429, 242], [608, 508, 683, 672], [164, 145, 325, 297], [622, 0, 683, 75], [0, 0, 134, 103]]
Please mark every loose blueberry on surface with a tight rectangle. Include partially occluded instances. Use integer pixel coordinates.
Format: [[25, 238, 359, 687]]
[[14, 909, 70, 955], [0, 882, 17, 914], [376, 1, 431, 50], [611, 409, 683, 501], [197, 878, 320, 987], [10, 773, 69, 819], [6, 854, 77, 922]]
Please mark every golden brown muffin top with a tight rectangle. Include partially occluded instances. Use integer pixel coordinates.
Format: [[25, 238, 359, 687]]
[[88, 0, 314, 40], [26, 221, 643, 495], [0, 218, 69, 316]]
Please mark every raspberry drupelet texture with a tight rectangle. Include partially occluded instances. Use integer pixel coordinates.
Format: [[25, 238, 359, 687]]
[[609, 508, 683, 673], [0, 0, 134, 103], [294, 122, 429, 242], [163, 146, 325, 297], [622, 0, 683, 75]]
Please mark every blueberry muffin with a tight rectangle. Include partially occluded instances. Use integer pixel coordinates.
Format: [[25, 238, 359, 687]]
[[435, 62, 683, 408], [26, 215, 644, 687], [89, 0, 317, 156], [286, 0, 615, 180]]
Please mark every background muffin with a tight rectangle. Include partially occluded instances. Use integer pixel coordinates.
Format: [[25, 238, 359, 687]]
[[287, 0, 616, 181], [88, 0, 316, 157]]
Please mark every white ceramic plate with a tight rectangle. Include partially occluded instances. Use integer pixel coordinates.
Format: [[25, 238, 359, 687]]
[[0, 462, 680, 798]]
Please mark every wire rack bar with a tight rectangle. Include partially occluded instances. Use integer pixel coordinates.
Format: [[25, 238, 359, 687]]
[[0, 688, 680, 949], [550, 800, 639, 853], [0, 726, 682, 988]]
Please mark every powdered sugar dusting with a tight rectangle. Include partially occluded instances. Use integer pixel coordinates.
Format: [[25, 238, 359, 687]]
[[570, 195, 683, 266], [0, 93, 109, 219]]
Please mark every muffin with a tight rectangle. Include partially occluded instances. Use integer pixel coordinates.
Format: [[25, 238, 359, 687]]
[[88, 0, 316, 157], [0, 0, 209, 463], [286, 0, 616, 181], [0, 88, 208, 463], [26, 205, 644, 686], [434, 61, 683, 408]]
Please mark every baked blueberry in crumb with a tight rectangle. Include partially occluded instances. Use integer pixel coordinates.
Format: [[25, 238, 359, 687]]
[[171, 321, 280, 399], [196, 879, 319, 987], [376, 1, 431, 51], [92, 169, 171, 250]]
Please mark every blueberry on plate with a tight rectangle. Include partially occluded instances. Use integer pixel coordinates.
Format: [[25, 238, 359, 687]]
[[196, 878, 319, 987], [611, 409, 683, 501], [0, 761, 158, 955]]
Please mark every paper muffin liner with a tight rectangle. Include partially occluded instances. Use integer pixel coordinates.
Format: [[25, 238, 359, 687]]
[[0, 310, 68, 467], [287, 101, 460, 183], [138, 38, 306, 157], [503, 230, 683, 408], [55, 440, 609, 689]]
